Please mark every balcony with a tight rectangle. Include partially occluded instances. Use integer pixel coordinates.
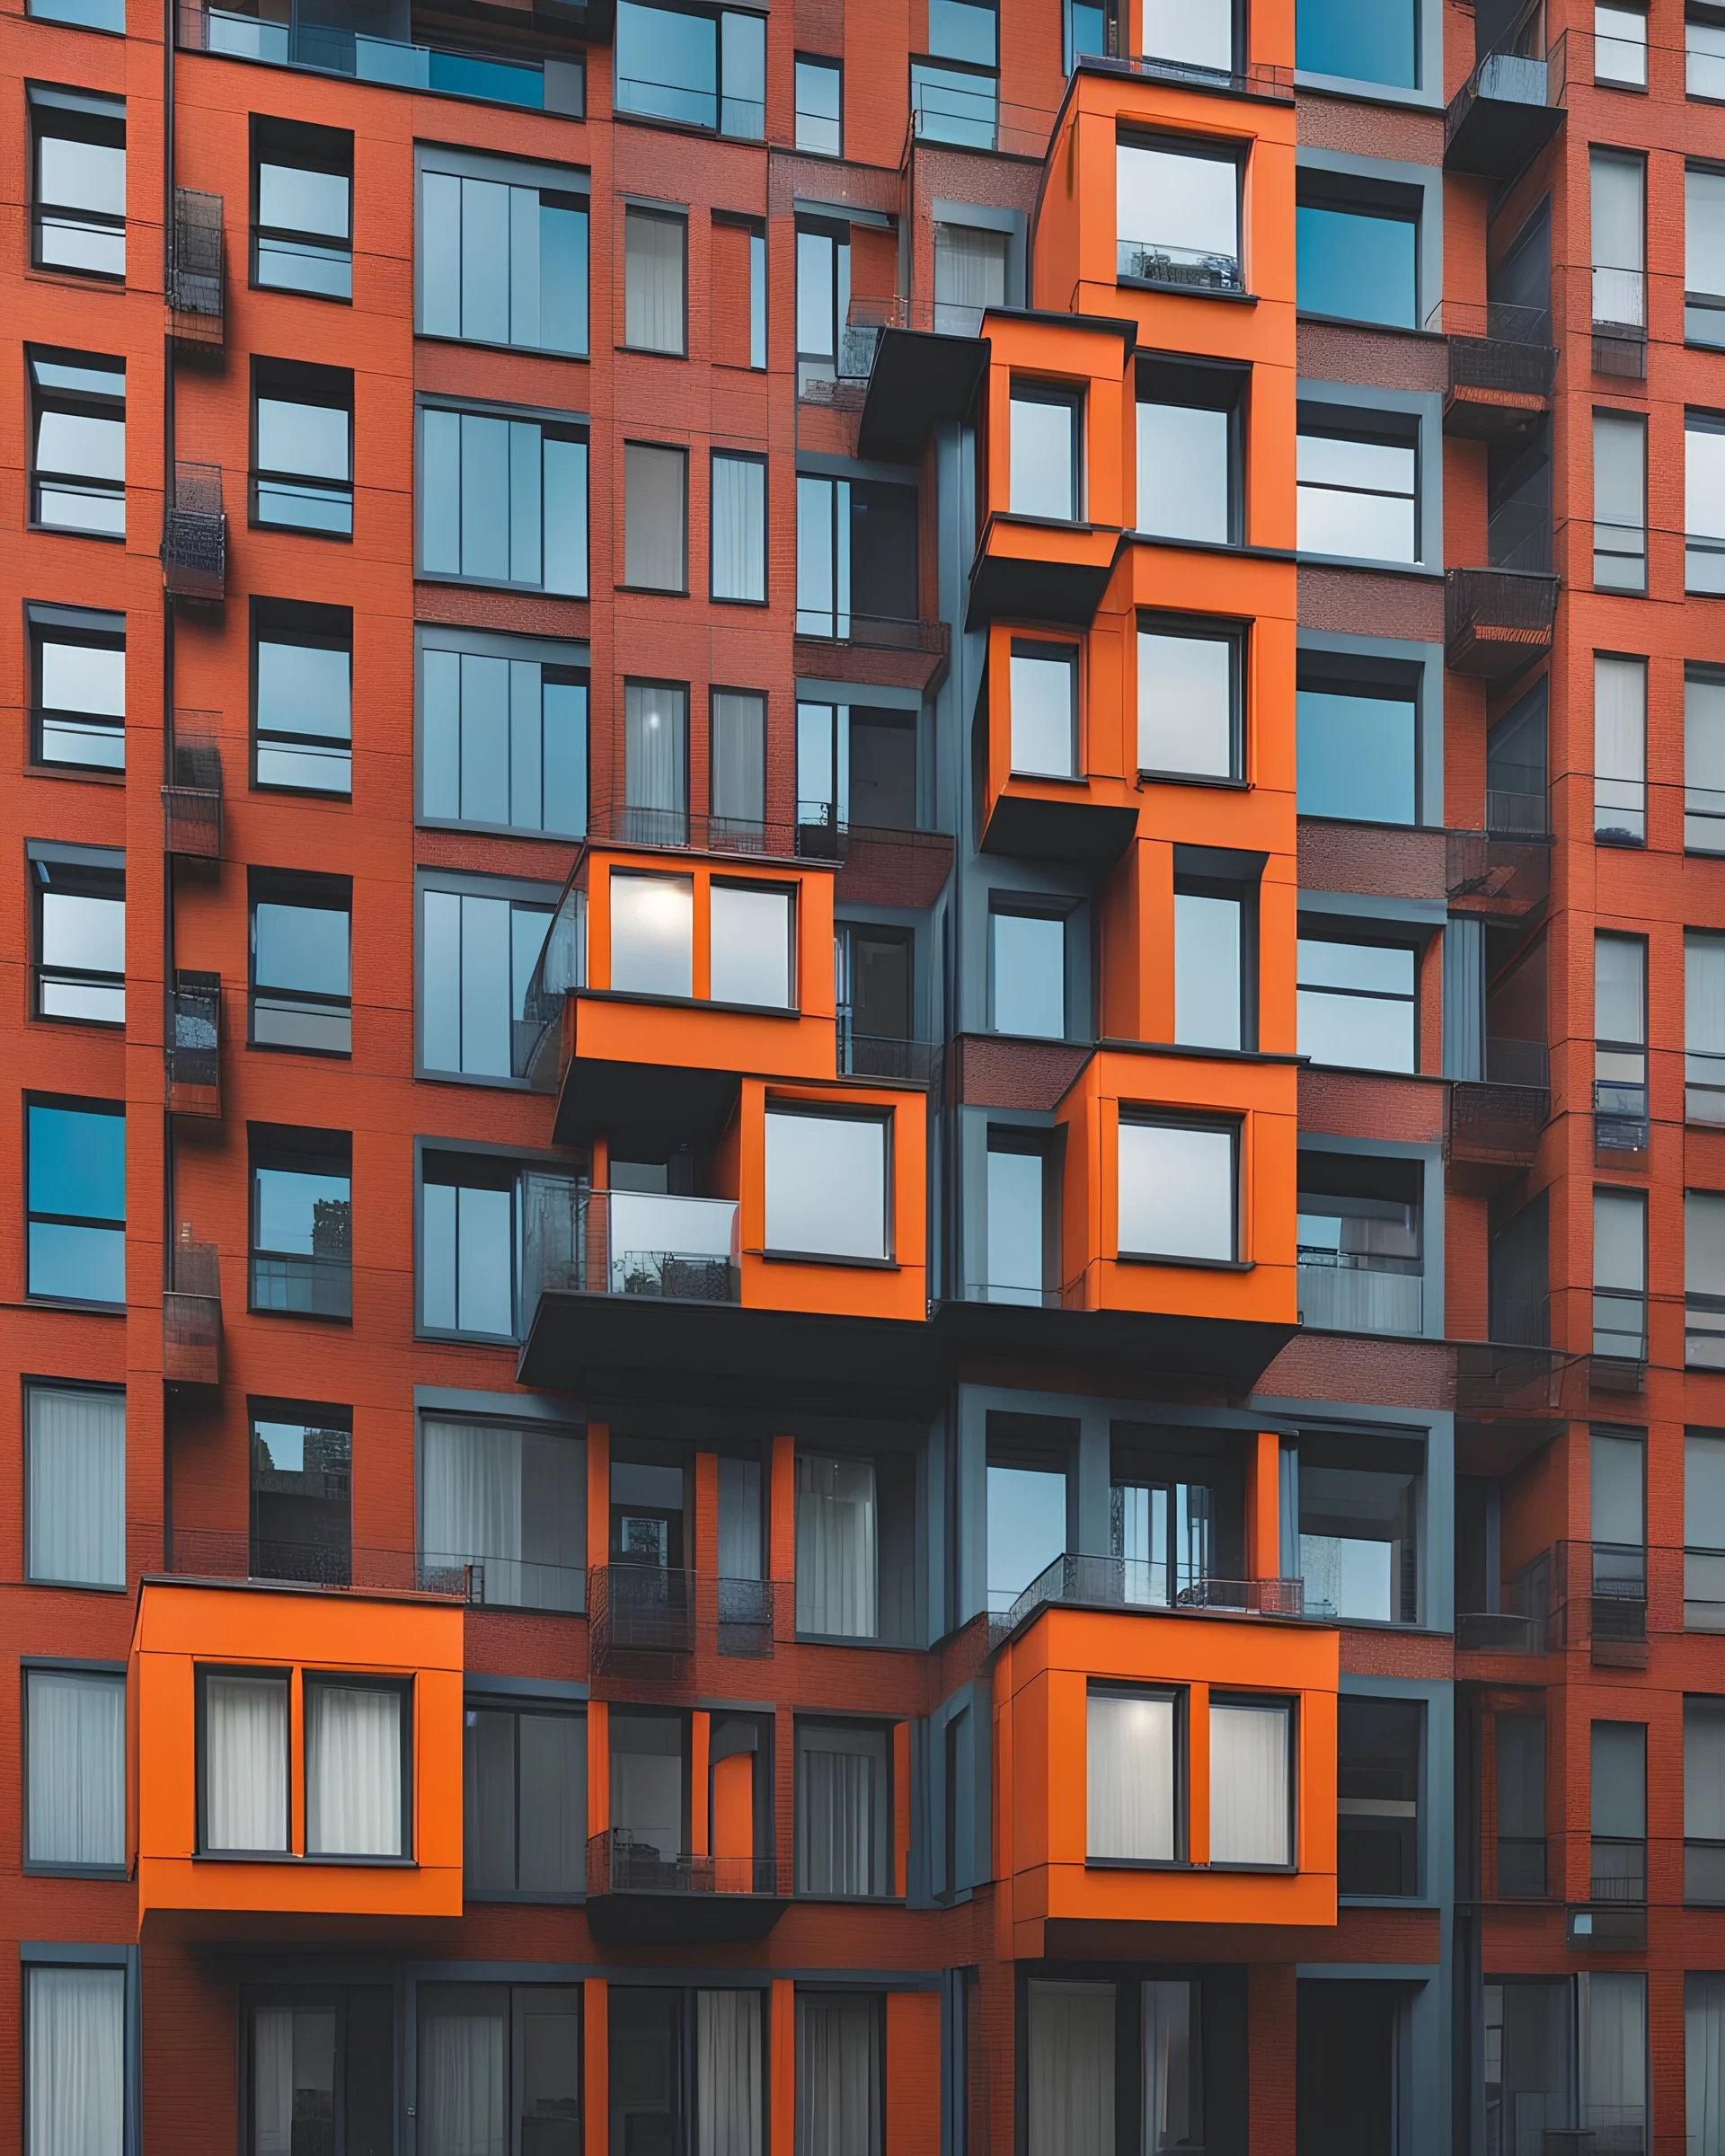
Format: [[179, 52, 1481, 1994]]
[[588, 1567, 777, 1677], [168, 187, 224, 349], [585, 1830, 785, 1945], [1443, 303, 1556, 445], [1448, 1037, 1550, 1181], [1445, 567, 1559, 680], [1455, 1610, 1546, 1653], [166, 971, 221, 1118], [1550, 1540, 1650, 1666], [163, 722, 223, 861], [1002, 1552, 1305, 1637], [526, 1186, 740, 1309], [161, 464, 226, 607], [163, 1235, 221, 1386], [1444, 46, 1563, 177], [837, 1027, 940, 1084], [179, 1, 586, 111], [1296, 1254, 1423, 1335]]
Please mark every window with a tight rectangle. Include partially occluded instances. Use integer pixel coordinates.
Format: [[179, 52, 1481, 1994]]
[[1028, 1980, 1201, 2156], [420, 881, 555, 1078], [26, 1097, 124, 1303], [749, 226, 766, 367], [1337, 1696, 1420, 1896], [765, 1106, 889, 1260], [1487, 678, 1549, 834], [1296, 935, 1417, 1072], [25, 1965, 125, 2156], [1296, 1433, 1420, 1621], [1594, 653, 1646, 842], [1692, 1193, 1725, 1369], [1688, 1432, 1725, 1630], [420, 147, 588, 352], [1010, 385, 1081, 519], [30, 0, 124, 25], [913, 0, 999, 148], [989, 906, 1066, 1038], [1594, 1189, 1648, 1360], [29, 347, 124, 536], [1296, 183, 1417, 329], [1296, 0, 1417, 87], [25, 1668, 124, 1870], [251, 1401, 351, 1585], [250, 1129, 351, 1319], [1297, 1151, 1423, 1336], [253, 117, 351, 299], [1597, 2, 1648, 84], [614, 0, 765, 136], [796, 55, 843, 154], [712, 882, 794, 1007], [421, 1154, 519, 1339], [836, 922, 914, 1066], [1594, 409, 1647, 589], [29, 603, 124, 771], [795, 218, 849, 393], [244, 1990, 394, 2156], [420, 402, 588, 595], [610, 870, 694, 996], [624, 204, 688, 352], [252, 360, 353, 535], [794, 1445, 916, 1641], [1136, 360, 1239, 544], [1117, 134, 1241, 290], [31, 845, 123, 1025], [1117, 1114, 1236, 1262], [796, 1995, 881, 2156], [1591, 149, 1645, 331], [933, 219, 1007, 335], [1138, 620, 1242, 780], [1296, 417, 1418, 562], [1296, 670, 1418, 824], [465, 1699, 586, 1895], [1596, 932, 1648, 1144], [1694, 12, 1725, 99], [1142, 0, 1232, 68], [624, 681, 690, 844], [712, 689, 765, 838], [985, 1134, 1049, 1307], [1174, 879, 1245, 1051], [201, 1666, 289, 1852], [1088, 1684, 1177, 1860], [251, 872, 351, 1053], [797, 701, 918, 838], [1689, 164, 1725, 344], [986, 1422, 1068, 1610], [1687, 1700, 1725, 1898], [1691, 933, 1725, 1121], [608, 1988, 765, 2156], [31, 88, 124, 278], [1211, 1697, 1291, 1865], [1009, 641, 1078, 774], [624, 442, 689, 592], [26, 1384, 123, 1589], [795, 474, 918, 636], [1591, 1720, 1646, 1902], [1688, 667, 1725, 851], [796, 1721, 890, 1893], [1691, 411, 1725, 591], [421, 632, 588, 837], [420, 1411, 586, 1611], [1496, 1714, 1547, 1895], [420, 1985, 581, 2155], [253, 598, 351, 793], [303, 1675, 408, 1858], [711, 452, 766, 602]]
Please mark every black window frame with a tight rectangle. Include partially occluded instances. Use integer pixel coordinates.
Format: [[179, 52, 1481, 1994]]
[[250, 355, 355, 538], [248, 867, 354, 1057], [29, 842, 125, 1029], [709, 447, 768, 605], [195, 1661, 294, 1857], [1115, 127, 1245, 293], [22, 1659, 128, 1878], [416, 396, 591, 596], [1295, 648, 1424, 828], [302, 1670, 414, 1861], [248, 1394, 354, 1588], [1136, 609, 1248, 786], [247, 1123, 354, 1321], [1295, 924, 1420, 1075], [623, 201, 691, 357], [1293, 170, 1421, 331], [251, 594, 354, 798], [250, 112, 353, 302], [239, 1985, 396, 2156], [1007, 378, 1084, 523], [28, 344, 126, 538], [1008, 635, 1081, 776], [622, 438, 692, 594], [24, 1091, 125, 1307], [27, 600, 125, 773], [1296, 405, 1422, 567], [794, 52, 844, 155], [1207, 1690, 1296, 1873], [1134, 350, 1246, 546], [418, 1148, 526, 1341], [463, 1692, 589, 1901], [1336, 1692, 1423, 1899], [1116, 1109, 1242, 1265], [793, 214, 848, 393], [29, 84, 126, 282], [613, 0, 769, 139], [1085, 1677, 1189, 1868], [793, 1715, 897, 1897]]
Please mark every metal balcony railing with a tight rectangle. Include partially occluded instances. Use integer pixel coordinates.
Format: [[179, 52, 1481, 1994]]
[[168, 187, 224, 342], [587, 1830, 777, 1900], [1445, 566, 1559, 679], [166, 970, 221, 1117], [163, 722, 223, 860], [1446, 827, 1552, 915], [166, 1526, 474, 1598], [588, 1567, 777, 1670], [1589, 1837, 1647, 1903], [164, 1233, 221, 1386], [837, 1026, 940, 1084], [1003, 1552, 1305, 1633], [1593, 1074, 1650, 1153], [162, 464, 226, 605]]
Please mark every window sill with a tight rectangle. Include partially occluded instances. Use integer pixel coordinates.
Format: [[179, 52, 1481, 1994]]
[[415, 1323, 523, 1348], [247, 1304, 353, 1325], [793, 1631, 923, 1652], [249, 516, 354, 543], [615, 341, 690, 362], [1291, 71, 1441, 113], [24, 1293, 125, 1315], [415, 1065, 536, 1091], [26, 263, 125, 291], [252, 778, 352, 803], [615, 582, 691, 596], [31, 1010, 124, 1031], [22, 1863, 130, 1881], [1298, 1059, 1438, 1082], [758, 1247, 899, 1271], [23, 1575, 126, 1594], [1116, 1251, 1252, 1272], [246, 1038, 352, 1061], [791, 1891, 905, 1905], [194, 1851, 417, 1868], [1100, 1038, 1304, 1067], [464, 1887, 587, 1904], [1137, 766, 1249, 790], [415, 569, 589, 601], [1117, 275, 1257, 305], [412, 329, 588, 360], [26, 760, 127, 784], [611, 108, 764, 149], [1006, 767, 1087, 786], [710, 593, 771, 609], [991, 511, 1120, 538]]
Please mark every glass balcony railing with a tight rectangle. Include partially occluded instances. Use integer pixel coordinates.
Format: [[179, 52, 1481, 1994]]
[[1296, 1254, 1422, 1335], [1117, 235, 1242, 292], [523, 1180, 741, 1306], [1001, 1551, 1305, 1634]]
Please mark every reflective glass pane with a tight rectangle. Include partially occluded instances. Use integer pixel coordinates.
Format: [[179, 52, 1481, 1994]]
[[1297, 204, 1417, 328], [1296, 688, 1417, 823], [991, 912, 1065, 1038], [256, 397, 349, 481], [1118, 1121, 1234, 1259]]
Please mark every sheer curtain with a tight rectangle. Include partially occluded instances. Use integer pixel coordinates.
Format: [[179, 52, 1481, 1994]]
[[796, 1995, 880, 2156], [698, 1990, 763, 2156], [1209, 1701, 1289, 1866], [796, 1726, 885, 1895], [711, 692, 765, 829], [305, 1683, 402, 1856], [1142, 1982, 1200, 2156], [1087, 1692, 1174, 1860], [624, 444, 687, 591], [206, 1672, 289, 1851], [1026, 1981, 1114, 2156], [27, 1670, 123, 1867], [795, 1454, 877, 1636], [933, 223, 1008, 334], [26, 1385, 124, 1586], [1691, 933, 1725, 1063], [1595, 656, 1647, 839], [420, 1991, 509, 2156], [1591, 151, 1645, 324], [421, 1416, 524, 1604], [625, 209, 686, 352], [27, 1965, 124, 2156], [1689, 1975, 1725, 2156], [1580, 1972, 1646, 2148], [712, 456, 765, 602], [252, 2009, 295, 2156], [625, 682, 689, 842]]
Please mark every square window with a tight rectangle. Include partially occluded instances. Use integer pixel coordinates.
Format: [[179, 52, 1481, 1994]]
[[711, 883, 794, 1007], [420, 1411, 587, 1612], [1296, 671, 1418, 825], [1296, 420, 1418, 562], [420, 404, 589, 595], [1296, 935, 1417, 1072], [1117, 1115, 1236, 1261], [765, 1108, 890, 1260], [1137, 621, 1242, 780], [419, 149, 588, 351], [1296, 189, 1417, 329], [1117, 135, 1241, 290]]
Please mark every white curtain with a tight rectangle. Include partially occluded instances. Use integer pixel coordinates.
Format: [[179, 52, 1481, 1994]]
[[933, 223, 1007, 334], [1595, 411, 1646, 533], [252, 2009, 295, 2156], [1209, 1701, 1289, 1866], [625, 682, 688, 819], [1595, 655, 1646, 796], [1027, 1981, 1114, 2156], [796, 1995, 879, 2156], [27, 1671, 123, 1868], [1143, 1982, 1199, 2156], [27, 1385, 124, 1587], [1688, 1703, 1725, 1840], [711, 692, 765, 826], [27, 1965, 124, 2156], [1690, 936, 1725, 1058], [796, 1730, 882, 1895], [205, 1672, 289, 1852], [796, 1454, 878, 1637], [712, 456, 765, 602], [1689, 1976, 1725, 2156], [306, 1683, 402, 1856], [1591, 150, 1645, 322], [1690, 676, 1725, 802], [421, 1416, 524, 1604], [420, 2001, 508, 2156], [1087, 1692, 1173, 1860], [626, 209, 685, 352], [624, 443, 687, 591], [698, 1990, 762, 2156], [1581, 1973, 1646, 2143]]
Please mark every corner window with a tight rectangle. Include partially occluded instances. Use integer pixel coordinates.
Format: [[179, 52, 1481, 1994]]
[[765, 1106, 890, 1262], [614, 0, 765, 137], [1296, 667, 1418, 825], [624, 442, 690, 591], [1137, 620, 1242, 780], [1296, 181, 1417, 329], [249, 1127, 352, 1319], [420, 148, 588, 352], [420, 881, 555, 1080], [421, 632, 588, 837], [251, 871, 352, 1055], [1296, 934, 1417, 1073], [1296, 416, 1418, 563], [252, 360, 353, 535], [933, 219, 1007, 334], [25, 1966, 125, 2156], [1117, 1114, 1237, 1263], [1088, 1684, 1178, 1860], [1136, 358, 1241, 544], [1117, 134, 1241, 291], [1338, 1696, 1420, 1895], [795, 1721, 890, 1893], [1009, 640, 1078, 775], [795, 55, 843, 154], [1594, 408, 1647, 590], [624, 204, 688, 353], [25, 1667, 124, 1869], [1009, 384, 1081, 520], [253, 116, 351, 299], [711, 451, 766, 603], [1209, 1697, 1291, 1866], [250, 1401, 351, 1586], [1296, 0, 1418, 89], [31, 87, 125, 279], [26, 1383, 124, 1588], [26, 1096, 124, 1303], [253, 599, 352, 794], [420, 403, 589, 595], [420, 1411, 587, 1612], [1689, 410, 1725, 592], [29, 347, 125, 536], [30, 844, 124, 1026], [989, 905, 1066, 1038], [465, 1700, 587, 1894], [29, 602, 125, 772]]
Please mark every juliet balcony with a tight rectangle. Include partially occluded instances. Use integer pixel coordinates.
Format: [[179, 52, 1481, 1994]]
[[1442, 303, 1556, 446]]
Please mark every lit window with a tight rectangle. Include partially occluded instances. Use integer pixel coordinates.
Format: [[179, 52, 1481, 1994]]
[[1088, 1685, 1177, 1860]]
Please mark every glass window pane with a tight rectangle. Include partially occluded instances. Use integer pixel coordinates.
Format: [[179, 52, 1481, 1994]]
[[27, 1669, 124, 1866], [1117, 143, 1238, 259], [1088, 1691, 1174, 1859], [1210, 1701, 1289, 1864], [40, 639, 124, 716], [1173, 892, 1242, 1049], [1296, 0, 1417, 85], [257, 397, 349, 482], [765, 1110, 888, 1259], [1137, 400, 1229, 543], [254, 902, 349, 994], [986, 1148, 1045, 1308], [29, 1101, 125, 1223], [1297, 688, 1417, 823], [1296, 204, 1417, 328], [710, 884, 792, 1007], [261, 163, 349, 238], [1011, 395, 1076, 518], [1118, 1120, 1234, 1260], [610, 871, 694, 997], [991, 912, 1065, 1038], [27, 1385, 124, 1587], [1009, 649, 1076, 774], [1138, 629, 1235, 777], [27, 1966, 124, 2156]]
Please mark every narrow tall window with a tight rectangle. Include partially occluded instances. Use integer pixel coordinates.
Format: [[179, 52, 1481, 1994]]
[[795, 1721, 889, 1893], [795, 1995, 881, 2156], [795, 55, 843, 154], [1690, 411, 1725, 592], [711, 452, 766, 602], [1687, 163, 1725, 346], [1686, 1700, 1725, 1899], [464, 1701, 587, 1893], [26, 1966, 125, 2156], [1210, 1698, 1291, 1866], [1688, 1189, 1725, 1369], [1010, 386, 1080, 519], [420, 885, 555, 1078], [1594, 654, 1646, 843], [986, 1135, 1048, 1306], [912, 0, 999, 146], [253, 599, 352, 794], [26, 1384, 124, 1588], [1590, 1719, 1647, 1902], [251, 1403, 351, 1586], [1009, 641, 1078, 775], [26, 1097, 125, 1304], [795, 220, 848, 393], [254, 117, 352, 299], [1594, 932, 1647, 1144], [30, 604, 125, 772], [989, 906, 1066, 1038], [1689, 668, 1725, 851], [251, 873, 352, 1055], [933, 219, 1007, 334], [1594, 410, 1647, 589], [1137, 367, 1237, 544], [250, 1129, 352, 1320], [203, 1668, 290, 1852], [25, 1668, 125, 1869], [1688, 932, 1725, 1122], [624, 442, 689, 592], [1596, 3, 1648, 85], [1694, 13, 1725, 98], [624, 681, 690, 845], [1088, 1686, 1176, 1860], [711, 690, 765, 837], [305, 1677, 406, 1857], [624, 206, 687, 353], [252, 360, 353, 536], [31, 88, 125, 279], [1594, 1190, 1648, 1361], [1173, 882, 1244, 1051], [1591, 149, 1646, 332]]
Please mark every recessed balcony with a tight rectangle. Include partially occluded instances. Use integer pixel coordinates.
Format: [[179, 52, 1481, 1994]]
[[585, 1830, 785, 1943]]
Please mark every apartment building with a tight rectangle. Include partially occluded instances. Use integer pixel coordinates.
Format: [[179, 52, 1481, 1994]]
[[4, 0, 1724, 2147]]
